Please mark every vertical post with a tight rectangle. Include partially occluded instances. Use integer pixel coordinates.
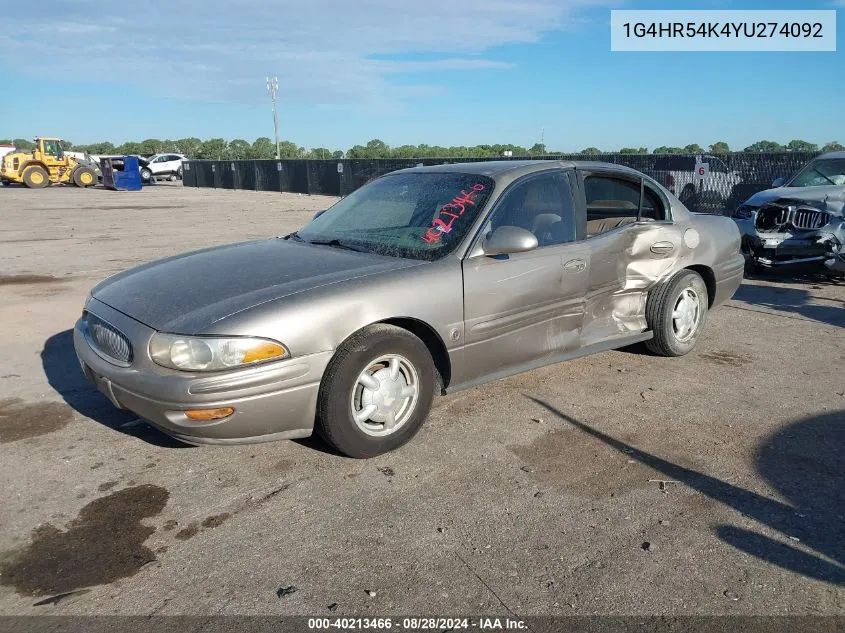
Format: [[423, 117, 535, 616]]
[[266, 75, 280, 160]]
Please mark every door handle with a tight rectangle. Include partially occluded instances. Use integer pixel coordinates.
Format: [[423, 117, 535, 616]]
[[650, 241, 675, 255], [563, 258, 586, 272]]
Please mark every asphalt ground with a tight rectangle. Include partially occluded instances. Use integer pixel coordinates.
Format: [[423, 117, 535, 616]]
[[0, 184, 842, 618]]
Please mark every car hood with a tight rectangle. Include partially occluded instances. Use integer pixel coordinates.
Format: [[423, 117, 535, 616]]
[[91, 238, 421, 334], [745, 184, 845, 208]]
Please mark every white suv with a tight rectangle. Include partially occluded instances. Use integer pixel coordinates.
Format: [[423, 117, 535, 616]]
[[143, 153, 187, 181], [653, 154, 743, 211]]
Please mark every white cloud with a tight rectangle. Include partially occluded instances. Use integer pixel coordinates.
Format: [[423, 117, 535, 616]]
[[4, 0, 610, 106]]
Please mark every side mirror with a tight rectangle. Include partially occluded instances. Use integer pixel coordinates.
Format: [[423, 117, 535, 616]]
[[771, 177, 785, 188], [482, 226, 538, 256]]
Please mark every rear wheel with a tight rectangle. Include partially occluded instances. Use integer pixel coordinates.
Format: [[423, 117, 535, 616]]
[[22, 165, 49, 189], [73, 166, 96, 187], [645, 270, 708, 357], [316, 324, 436, 458]]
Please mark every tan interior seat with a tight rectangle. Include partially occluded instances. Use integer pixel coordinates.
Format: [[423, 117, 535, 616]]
[[493, 180, 565, 244], [586, 216, 638, 236]]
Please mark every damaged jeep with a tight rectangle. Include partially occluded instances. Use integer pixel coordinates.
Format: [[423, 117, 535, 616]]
[[732, 152, 845, 275]]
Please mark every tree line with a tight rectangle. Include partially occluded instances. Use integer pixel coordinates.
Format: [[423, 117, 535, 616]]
[[2, 136, 842, 160]]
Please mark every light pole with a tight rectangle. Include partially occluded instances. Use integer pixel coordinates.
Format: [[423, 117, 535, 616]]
[[266, 75, 280, 159]]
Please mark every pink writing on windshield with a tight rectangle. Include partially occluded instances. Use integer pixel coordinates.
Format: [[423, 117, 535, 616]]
[[422, 184, 486, 244]]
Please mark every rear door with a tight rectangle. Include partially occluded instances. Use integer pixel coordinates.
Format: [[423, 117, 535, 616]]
[[575, 169, 682, 346], [164, 155, 183, 173], [461, 169, 589, 379]]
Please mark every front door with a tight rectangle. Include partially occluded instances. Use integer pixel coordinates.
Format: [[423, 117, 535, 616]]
[[461, 170, 588, 381]]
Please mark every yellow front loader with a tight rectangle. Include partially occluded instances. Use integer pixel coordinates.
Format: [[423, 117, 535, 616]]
[[0, 137, 97, 188]]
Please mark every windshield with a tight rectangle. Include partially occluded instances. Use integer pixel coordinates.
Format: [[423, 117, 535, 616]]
[[296, 172, 495, 261], [788, 158, 845, 187]]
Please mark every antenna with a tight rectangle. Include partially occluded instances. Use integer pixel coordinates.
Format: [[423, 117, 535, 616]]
[[266, 76, 280, 159]]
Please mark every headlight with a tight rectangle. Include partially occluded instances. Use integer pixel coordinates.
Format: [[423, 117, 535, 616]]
[[149, 333, 288, 371], [733, 204, 757, 219]]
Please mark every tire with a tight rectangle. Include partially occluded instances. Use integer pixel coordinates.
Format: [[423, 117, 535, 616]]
[[316, 324, 437, 458], [168, 173, 177, 182], [743, 257, 763, 277], [140, 168, 152, 182], [176, 167, 183, 180], [73, 166, 96, 187], [22, 165, 49, 189], [645, 270, 708, 357]]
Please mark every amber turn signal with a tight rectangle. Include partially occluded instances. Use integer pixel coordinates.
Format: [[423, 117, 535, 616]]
[[242, 341, 285, 363], [184, 407, 235, 421]]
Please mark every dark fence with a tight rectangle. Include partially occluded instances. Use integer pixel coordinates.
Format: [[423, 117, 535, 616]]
[[182, 152, 821, 213]]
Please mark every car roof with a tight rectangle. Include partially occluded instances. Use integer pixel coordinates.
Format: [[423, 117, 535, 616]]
[[817, 151, 845, 160], [394, 159, 646, 183]]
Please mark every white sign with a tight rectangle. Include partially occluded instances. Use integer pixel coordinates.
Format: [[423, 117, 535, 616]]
[[337, 162, 343, 174], [694, 162, 709, 181], [610, 10, 836, 52]]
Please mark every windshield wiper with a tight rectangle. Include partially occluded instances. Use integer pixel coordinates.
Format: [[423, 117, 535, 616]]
[[284, 231, 305, 241], [304, 238, 372, 253], [811, 168, 836, 186]]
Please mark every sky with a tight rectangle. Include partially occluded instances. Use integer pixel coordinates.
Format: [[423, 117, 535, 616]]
[[1, 0, 843, 152]]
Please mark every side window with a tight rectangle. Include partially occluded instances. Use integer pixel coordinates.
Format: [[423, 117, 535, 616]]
[[639, 185, 667, 221], [485, 172, 576, 247], [706, 156, 728, 173], [584, 175, 667, 237]]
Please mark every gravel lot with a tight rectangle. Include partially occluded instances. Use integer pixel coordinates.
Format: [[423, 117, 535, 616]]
[[0, 184, 842, 616]]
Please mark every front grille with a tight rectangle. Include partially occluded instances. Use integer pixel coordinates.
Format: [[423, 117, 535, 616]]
[[84, 312, 133, 365], [755, 203, 834, 232], [755, 205, 790, 231], [793, 208, 831, 230]]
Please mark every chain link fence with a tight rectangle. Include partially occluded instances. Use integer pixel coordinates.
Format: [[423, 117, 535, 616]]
[[181, 152, 821, 214]]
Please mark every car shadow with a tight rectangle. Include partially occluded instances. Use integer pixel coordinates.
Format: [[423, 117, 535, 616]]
[[525, 395, 845, 585], [41, 330, 191, 448], [293, 434, 347, 457], [732, 280, 845, 328]]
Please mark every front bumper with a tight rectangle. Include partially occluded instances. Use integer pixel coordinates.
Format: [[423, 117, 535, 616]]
[[73, 298, 333, 445], [735, 217, 845, 273]]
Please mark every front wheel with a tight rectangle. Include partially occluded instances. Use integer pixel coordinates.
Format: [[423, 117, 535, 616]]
[[140, 168, 152, 182], [73, 166, 96, 187], [645, 270, 708, 356], [316, 324, 436, 458]]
